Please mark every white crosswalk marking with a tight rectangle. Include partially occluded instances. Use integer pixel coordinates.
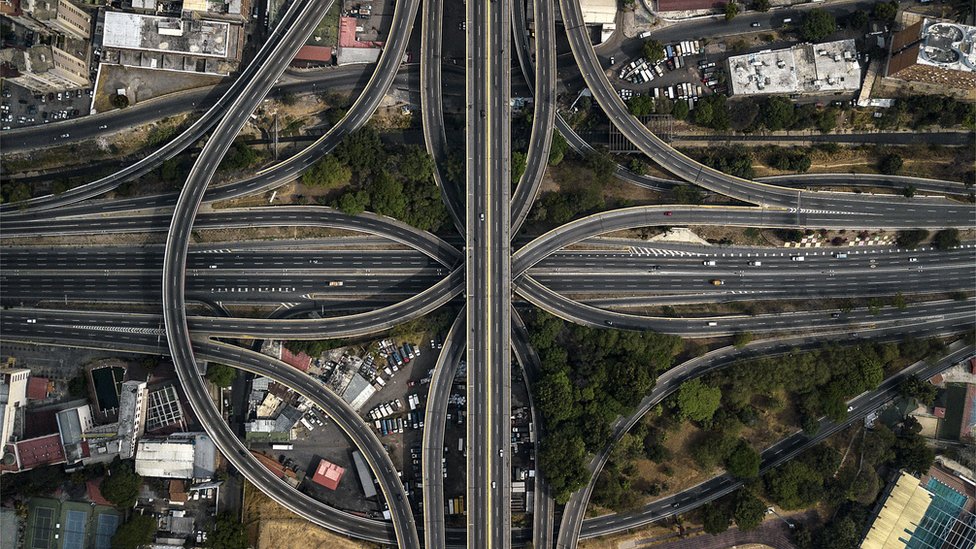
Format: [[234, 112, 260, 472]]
[[629, 247, 704, 257]]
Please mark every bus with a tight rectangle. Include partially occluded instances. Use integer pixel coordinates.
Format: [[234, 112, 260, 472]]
[[271, 443, 293, 450]]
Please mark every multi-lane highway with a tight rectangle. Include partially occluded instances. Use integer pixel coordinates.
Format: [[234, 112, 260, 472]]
[[465, 0, 514, 543], [3, 0, 975, 543]]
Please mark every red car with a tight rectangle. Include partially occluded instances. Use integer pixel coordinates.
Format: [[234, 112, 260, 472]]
[[663, 211, 673, 216]]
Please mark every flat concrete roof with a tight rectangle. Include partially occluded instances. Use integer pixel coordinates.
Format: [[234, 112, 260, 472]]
[[916, 19, 976, 74], [102, 11, 230, 58], [728, 39, 861, 96]]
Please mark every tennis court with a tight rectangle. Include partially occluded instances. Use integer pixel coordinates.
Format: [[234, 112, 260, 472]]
[[29, 505, 55, 549], [62, 509, 88, 549], [94, 513, 120, 549]]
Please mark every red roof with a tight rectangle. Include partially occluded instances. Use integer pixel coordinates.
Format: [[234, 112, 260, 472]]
[[311, 459, 345, 490], [281, 347, 311, 372], [294, 45, 333, 62], [87, 478, 112, 506], [339, 17, 384, 49], [14, 434, 65, 471], [656, 0, 724, 12], [27, 377, 49, 400]]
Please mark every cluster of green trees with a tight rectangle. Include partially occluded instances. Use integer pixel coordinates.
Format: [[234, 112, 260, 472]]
[[696, 146, 754, 179], [874, 95, 976, 130], [800, 8, 836, 41], [326, 128, 448, 232], [766, 148, 811, 173], [687, 95, 840, 134], [530, 148, 614, 225], [111, 513, 155, 549], [707, 339, 945, 434], [700, 489, 767, 533], [218, 139, 263, 172], [900, 228, 962, 250], [205, 363, 236, 388], [101, 457, 143, 509], [528, 310, 683, 503]]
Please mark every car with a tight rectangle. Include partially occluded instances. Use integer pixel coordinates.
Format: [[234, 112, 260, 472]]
[[791, 256, 805, 262], [663, 211, 672, 216], [831, 313, 841, 318], [47, 92, 54, 101], [26, 319, 36, 324], [459, 21, 466, 30], [748, 260, 762, 266], [491, 481, 497, 488], [499, 449, 503, 457], [702, 260, 716, 266], [60, 133, 69, 138], [608, 55, 615, 65], [480, 109, 485, 118], [908, 257, 918, 262], [98, 124, 107, 129], [706, 321, 718, 327], [750, 21, 761, 27], [604, 320, 613, 326], [57, 92, 62, 101], [847, 406, 854, 412], [479, 213, 485, 221], [709, 279, 724, 286]]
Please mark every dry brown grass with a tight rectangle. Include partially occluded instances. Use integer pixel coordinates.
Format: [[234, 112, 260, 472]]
[[243, 481, 379, 549]]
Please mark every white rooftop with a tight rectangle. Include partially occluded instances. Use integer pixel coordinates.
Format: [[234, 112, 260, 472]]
[[102, 11, 230, 58], [916, 19, 976, 74], [135, 433, 216, 479], [728, 39, 862, 96]]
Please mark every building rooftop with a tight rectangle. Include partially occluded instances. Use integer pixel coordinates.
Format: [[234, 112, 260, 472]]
[[135, 433, 216, 479], [311, 458, 345, 490], [728, 39, 861, 96], [351, 450, 377, 498], [27, 377, 49, 400], [102, 11, 230, 58], [14, 433, 65, 470], [342, 373, 375, 411], [914, 19, 976, 74]]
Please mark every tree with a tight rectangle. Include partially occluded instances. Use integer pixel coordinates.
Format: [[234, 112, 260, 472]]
[[701, 502, 732, 534], [627, 95, 654, 117], [898, 375, 937, 406], [878, 153, 903, 175], [896, 229, 928, 248], [933, 228, 960, 249], [800, 9, 836, 42], [760, 97, 797, 131], [673, 185, 704, 204], [643, 430, 671, 462], [549, 131, 569, 166], [872, 0, 899, 22], [5, 182, 31, 205], [752, 0, 770, 11], [111, 513, 155, 549], [847, 9, 869, 30], [336, 127, 385, 174], [302, 156, 352, 189], [205, 363, 236, 388], [732, 332, 754, 349], [206, 513, 248, 549], [399, 146, 435, 182], [902, 185, 917, 198], [893, 433, 934, 474], [219, 141, 260, 171], [334, 190, 370, 214], [101, 458, 142, 509], [642, 40, 665, 63], [724, 1, 739, 20], [585, 147, 616, 184], [765, 460, 823, 509], [677, 379, 722, 423], [512, 151, 527, 185], [726, 439, 761, 479], [672, 100, 690, 120], [540, 427, 589, 503], [111, 94, 130, 109], [733, 490, 766, 530], [535, 371, 575, 423]]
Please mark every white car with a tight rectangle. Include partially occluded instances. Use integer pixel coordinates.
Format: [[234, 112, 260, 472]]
[[60, 133, 69, 138], [702, 260, 716, 266]]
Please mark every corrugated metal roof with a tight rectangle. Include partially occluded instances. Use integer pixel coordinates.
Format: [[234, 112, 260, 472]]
[[861, 472, 932, 549]]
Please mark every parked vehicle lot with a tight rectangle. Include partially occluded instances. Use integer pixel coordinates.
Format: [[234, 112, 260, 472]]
[[0, 82, 93, 130]]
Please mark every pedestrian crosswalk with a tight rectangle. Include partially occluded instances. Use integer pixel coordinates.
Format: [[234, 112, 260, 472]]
[[629, 247, 704, 257]]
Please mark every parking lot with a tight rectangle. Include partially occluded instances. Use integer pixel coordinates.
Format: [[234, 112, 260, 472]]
[[1, 83, 93, 131]]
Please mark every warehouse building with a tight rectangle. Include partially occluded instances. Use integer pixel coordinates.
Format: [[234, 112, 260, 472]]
[[135, 433, 217, 479], [351, 450, 377, 499], [727, 39, 862, 98]]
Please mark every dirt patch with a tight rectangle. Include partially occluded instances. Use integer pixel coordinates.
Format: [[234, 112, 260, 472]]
[[578, 522, 681, 549], [190, 227, 365, 243], [94, 64, 223, 113], [243, 481, 378, 549]]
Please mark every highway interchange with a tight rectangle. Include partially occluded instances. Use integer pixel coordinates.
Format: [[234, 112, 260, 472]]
[[1, 0, 975, 546]]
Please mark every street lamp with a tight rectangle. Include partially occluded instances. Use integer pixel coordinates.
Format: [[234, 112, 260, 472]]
[[766, 506, 795, 528]]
